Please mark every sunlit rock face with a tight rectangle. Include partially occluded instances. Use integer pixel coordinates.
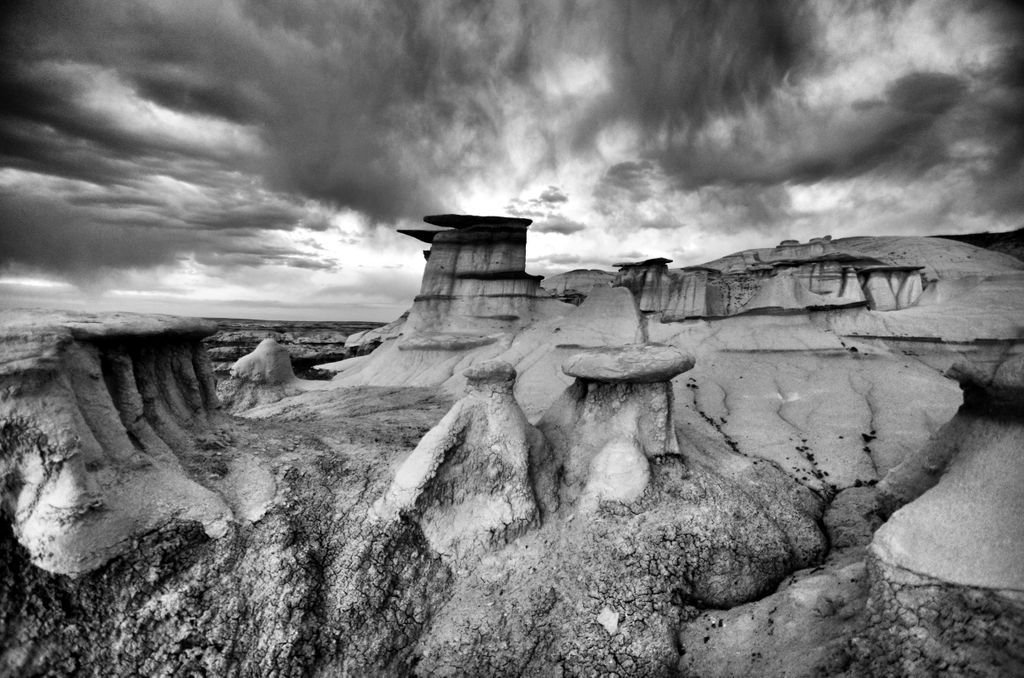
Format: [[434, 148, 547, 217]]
[[400, 214, 559, 337]]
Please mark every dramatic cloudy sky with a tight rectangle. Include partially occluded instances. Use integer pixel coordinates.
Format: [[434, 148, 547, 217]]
[[1, 1, 1022, 320]]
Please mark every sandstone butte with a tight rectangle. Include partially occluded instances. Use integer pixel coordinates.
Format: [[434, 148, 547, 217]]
[[1, 214, 1023, 677]]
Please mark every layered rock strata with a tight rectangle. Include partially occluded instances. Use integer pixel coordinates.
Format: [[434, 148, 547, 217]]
[[399, 214, 560, 339], [615, 237, 925, 319], [0, 310, 273, 575], [539, 344, 694, 509], [370, 360, 547, 562], [613, 258, 674, 312]]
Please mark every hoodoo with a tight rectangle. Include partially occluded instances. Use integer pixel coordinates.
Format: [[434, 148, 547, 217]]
[[539, 344, 694, 510], [399, 214, 555, 337]]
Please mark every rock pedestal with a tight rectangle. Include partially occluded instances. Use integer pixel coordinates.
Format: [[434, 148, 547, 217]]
[[538, 344, 694, 510], [400, 215, 551, 337], [613, 258, 673, 312]]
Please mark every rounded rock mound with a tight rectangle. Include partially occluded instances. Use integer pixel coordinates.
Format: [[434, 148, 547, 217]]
[[562, 344, 694, 383], [230, 338, 295, 384]]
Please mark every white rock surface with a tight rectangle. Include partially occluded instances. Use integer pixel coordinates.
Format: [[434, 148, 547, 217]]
[[597, 606, 619, 636]]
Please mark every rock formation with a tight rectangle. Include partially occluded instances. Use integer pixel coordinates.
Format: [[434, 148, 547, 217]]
[[0, 310, 274, 576], [538, 344, 693, 509], [399, 214, 566, 339], [859, 353, 1024, 675], [613, 258, 674, 312], [370, 361, 546, 562], [614, 237, 928, 319], [217, 338, 302, 413]]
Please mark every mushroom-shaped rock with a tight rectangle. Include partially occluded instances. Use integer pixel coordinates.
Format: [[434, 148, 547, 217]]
[[539, 344, 694, 510], [563, 344, 693, 383], [370, 360, 548, 562]]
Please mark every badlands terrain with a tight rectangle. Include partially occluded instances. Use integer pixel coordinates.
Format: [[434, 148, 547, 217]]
[[1, 216, 1022, 677]]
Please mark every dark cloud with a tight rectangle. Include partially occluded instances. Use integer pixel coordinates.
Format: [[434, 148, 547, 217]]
[[886, 72, 966, 116], [0, 184, 330, 282], [532, 216, 586, 234], [1, 0, 1023, 299], [596, 161, 656, 203], [538, 186, 568, 204], [651, 68, 974, 191], [571, 0, 812, 147], [0, 190, 185, 277], [0, 0, 815, 225]]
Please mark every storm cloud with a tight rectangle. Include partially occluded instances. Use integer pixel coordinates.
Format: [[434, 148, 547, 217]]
[[1, 0, 1022, 318]]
